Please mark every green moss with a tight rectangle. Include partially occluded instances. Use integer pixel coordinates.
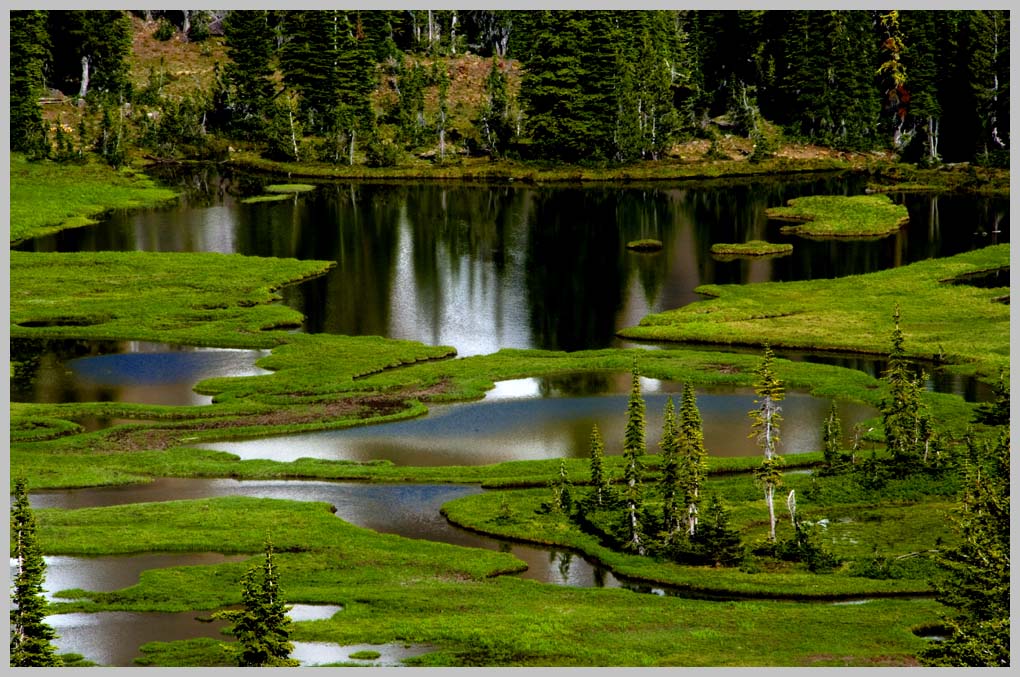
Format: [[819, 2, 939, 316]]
[[264, 183, 316, 193], [348, 650, 382, 660], [239, 193, 291, 204], [9, 154, 178, 244], [766, 195, 910, 239], [626, 239, 664, 252], [621, 245, 1009, 380], [710, 240, 793, 257]]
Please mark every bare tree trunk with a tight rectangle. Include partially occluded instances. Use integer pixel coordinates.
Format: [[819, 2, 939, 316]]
[[78, 56, 91, 99], [427, 10, 435, 49], [439, 126, 445, 161], [289, 108, 299, 161], [450, 11, 457, 54], [144, 10, 153, 23], [182, 10, 190, 41], [349, 129, 356, 166], [765, 482, 776, 542], [628, 498, 644, 555]]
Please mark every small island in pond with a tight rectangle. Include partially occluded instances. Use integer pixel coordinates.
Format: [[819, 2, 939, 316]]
[[767, 194, 910, 239], [710, 240, 793, 258]]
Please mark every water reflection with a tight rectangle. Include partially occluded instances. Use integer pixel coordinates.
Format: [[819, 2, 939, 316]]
[[198, 387, 876, 465], [16, 170, 1008, 356], [10, 338, 271, 406], [28, 479, 622, 590]]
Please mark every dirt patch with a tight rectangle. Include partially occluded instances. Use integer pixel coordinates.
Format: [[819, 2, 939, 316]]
[[803, 654, 920, 667], [705, 364, 742, 375]]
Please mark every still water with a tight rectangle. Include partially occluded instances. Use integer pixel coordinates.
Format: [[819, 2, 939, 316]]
[[199, 376, 877, 465], [16, 168, 1008, 356]]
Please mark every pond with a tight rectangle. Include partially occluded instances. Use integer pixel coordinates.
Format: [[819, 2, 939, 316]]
[[197, 375, 877, 465], [15, 167, 1009, 356]]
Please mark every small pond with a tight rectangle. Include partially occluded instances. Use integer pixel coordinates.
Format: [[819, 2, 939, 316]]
[[197, 376, 877, 465]]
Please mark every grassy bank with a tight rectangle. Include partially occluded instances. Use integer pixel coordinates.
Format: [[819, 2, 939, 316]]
[[766, 195, 910, 239], [620, 245, 1009, 380], [28, 497, 938, 666], [9, 154, 179, 244]]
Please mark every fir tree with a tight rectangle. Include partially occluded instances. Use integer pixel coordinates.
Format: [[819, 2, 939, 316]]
[[974, 369, 1009, 427], [622, 366, 646, 554], [47, 10, 133, 99], [658, 397, 682, 538], [919, 431, 1009, 666], [549, 459, 572, 512], [222, 10, 277, 140], [10, 478, 60, 667], [10, 11, 52, 159], [395, 57, 428, 148], [587, 424, 611, 507], [881, 306, 931, 475], [213, 540, 297, 667], [749, 342, 784, 542], [476, 56, 515, 157], [692, 493, 745, 567], [677, 382, 707, 536]]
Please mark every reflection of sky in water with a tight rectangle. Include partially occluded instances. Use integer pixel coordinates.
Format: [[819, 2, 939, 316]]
[[27, 479, 622, 590], [14, 341, 271, 407], [198, 385, 876, 465]]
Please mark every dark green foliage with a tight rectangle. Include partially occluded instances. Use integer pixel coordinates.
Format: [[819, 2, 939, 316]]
[[476, 56, 516, 157], [187, 11, 212, 43], [548, 459, 573, 513], [665, 493, 745, 567], [10, 11, 52, 159], [47, 10, 133, 98], [212, 541, 298, 667], [153, 18, 175, 41], [974, 370, 1009, 427], [138, 93, 210, 158], [587, 424, 612, 508], [770, 518, 841, 573], [10, 478, 61, 667], [658, 398, 682, 537], [920, 431, 1009, 666], [677, 383, 707, 536], [622, 367, 646, 553], [221, 10, 276, 140], [820, 401, 848, 473]]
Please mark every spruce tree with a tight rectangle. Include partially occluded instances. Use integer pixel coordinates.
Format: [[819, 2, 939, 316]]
[[658, 397, 682, 539], [919, 431, 1010, 666], [213, 540, 297, 667], [222, 10, 277, 140], [476, 55, 515, 157], [881, 306, 930, 475], [587, 424, 611, 507], [692, 493, 745, 567], [749, 342, 784, 542], [622, 366, 646, 554], [10, 478, 60, 667], [677, 382, 707, 536], [10, 11, 52, 159]]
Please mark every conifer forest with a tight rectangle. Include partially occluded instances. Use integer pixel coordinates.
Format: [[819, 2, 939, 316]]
[[8, 9, 1010, 668]]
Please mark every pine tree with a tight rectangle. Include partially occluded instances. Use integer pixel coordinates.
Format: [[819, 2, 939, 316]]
[[622, 366, 646, 554], [213, 540, 297, 667], [395, 57, 428, 149], [10, 478, 61, 667], [919, 431, 1009, 666], [974, 369, 1009, 427], [476, 55, 515, 157], [221, 10, 277, 140], [587, 424, 611, 507], [658, 397, 682, 538], [47, 10, 133, 99], [692, 493, 745, 567], [550, 459, 572, 512], [900, 11, 943, 165], [677, 382, 707, 536], [881, 306, 930, 475], [10, 11, 52, 158], [749, 342, 784, 542]]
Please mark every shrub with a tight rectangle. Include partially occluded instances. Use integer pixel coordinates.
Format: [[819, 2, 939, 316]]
[[154, 18, 175, 41]]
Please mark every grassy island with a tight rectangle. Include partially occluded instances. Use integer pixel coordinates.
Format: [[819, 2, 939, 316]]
[[766, 194, 910, 239], [626, 239, 664, 252], [710, 241, 793, 257]]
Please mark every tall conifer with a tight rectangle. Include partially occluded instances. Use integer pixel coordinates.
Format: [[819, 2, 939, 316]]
[[10, 478, 60, 667], [622, 367, 646, 554], [749, 342, 784, 542]]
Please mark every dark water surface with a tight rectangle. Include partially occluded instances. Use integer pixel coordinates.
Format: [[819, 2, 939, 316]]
[[16, 167, 1008, 356], [199, 378, 877, 465]]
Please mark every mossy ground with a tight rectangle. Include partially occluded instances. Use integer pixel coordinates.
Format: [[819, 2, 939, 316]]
[[710, 240, 793, 257], [766, 194, 910, 239]]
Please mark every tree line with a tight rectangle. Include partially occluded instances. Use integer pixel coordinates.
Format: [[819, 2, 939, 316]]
[[9, 9, 1010, 167]]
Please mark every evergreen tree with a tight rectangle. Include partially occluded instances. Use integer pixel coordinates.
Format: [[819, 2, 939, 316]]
[[334, 12, 379, 165], [919, 431, 1009, 666], [677, 382, 707, 536], [550, 459, 572, 512], [691, 493, 745, 567], [964, 11, 1008, 161], [221, 10, 277, 139], [587, 424, 611, 507], [658, 397, 682, 539], [213, 540, 298, 667], [10, 11, 52, 158], [622, 366, 646, 554], [10, 478, 60, 667], [899, 11, 943, 165], [476, 56, 516, 157], [47, 10, 133, 99], [821, 401, 844, 471], [974, 370, 1009, 427], [395, 57, 428, 148], [749, 342, 784, 542], [880, 306, 931, 475], [434, 61, 451, 161]]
